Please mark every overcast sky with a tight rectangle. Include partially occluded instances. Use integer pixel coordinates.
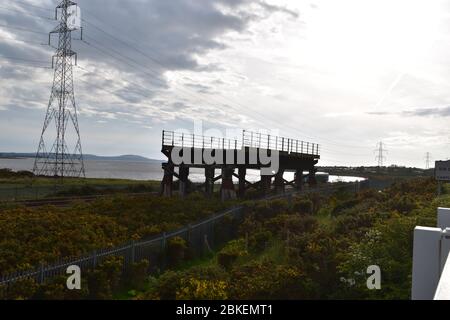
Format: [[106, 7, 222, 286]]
[[0, 0, 449, 167]]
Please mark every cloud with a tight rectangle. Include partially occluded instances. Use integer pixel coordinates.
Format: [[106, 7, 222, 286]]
[[403, 106, 450, 117], [367, 106, 450, 117], [0, 0, 289, 128]]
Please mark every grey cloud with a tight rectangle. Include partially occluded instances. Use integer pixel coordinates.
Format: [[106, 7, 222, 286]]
[[367, 106, 450, 117], [366, 111, 392, 116], [0, 0, 290, 139], [256, 1, 299, 18], [403, 106, 450, 117]]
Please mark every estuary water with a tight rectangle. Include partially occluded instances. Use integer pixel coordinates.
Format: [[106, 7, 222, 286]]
[[0, 158, 366, 183]]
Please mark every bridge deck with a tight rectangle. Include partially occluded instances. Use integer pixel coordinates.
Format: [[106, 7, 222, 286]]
[[161, 130, 320, 170]]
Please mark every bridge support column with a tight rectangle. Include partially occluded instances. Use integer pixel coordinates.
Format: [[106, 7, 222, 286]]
[[221, 166, 236, 201], [295, 169, 303, 191], [161, 163, 174, 197], [205, 166, 215, 197], [308, 168, 317, 188], [274, 169, 285, 194], [179, 165, 189, 197], [238, 167, 246, 198], [260, 174, 272, 196]]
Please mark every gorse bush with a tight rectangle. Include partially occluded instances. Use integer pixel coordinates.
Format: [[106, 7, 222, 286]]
[[167, 237, 187, 267], [217, 239, 248, 270], [0, 194, 230, 274], [137, 178, 448, 300]]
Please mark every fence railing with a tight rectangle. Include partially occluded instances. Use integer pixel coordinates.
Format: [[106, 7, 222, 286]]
[[162, 131, 242, 150], [242, 130, 320, 156], [0, 181, 364, 288], [162, 130, 320, 156]]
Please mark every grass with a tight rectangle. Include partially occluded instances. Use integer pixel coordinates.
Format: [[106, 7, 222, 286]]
[[0, 176, 161, 201]]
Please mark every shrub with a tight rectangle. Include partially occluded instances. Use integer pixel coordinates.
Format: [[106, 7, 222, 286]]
[[331, 199, 360, 216], [124, 259, 150, 291], [217, 239, 248, 270], [167, 237, 187, 267], [87, 256, 123, 299], [228, 260, 312, 299], [248, 230, 272, 252], [176, 278, 228, 300], [265, 214, 318, 236], [3, 278, 38, 300], [33, 275, 89, 300], [293, 198, 314, 215], [156, 271, 183, 300]]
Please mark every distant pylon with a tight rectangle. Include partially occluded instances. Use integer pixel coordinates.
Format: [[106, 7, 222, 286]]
[[375, 142, 387, 167], [425, 152, 432, 169], [33, 0, 85, 178]]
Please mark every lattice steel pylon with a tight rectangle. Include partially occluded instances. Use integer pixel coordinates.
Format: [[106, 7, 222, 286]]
[[33, 0, 85, 178]]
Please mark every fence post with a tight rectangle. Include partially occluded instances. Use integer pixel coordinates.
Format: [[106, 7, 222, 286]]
[[162, 232, 167, 250], [287, 193, 293, 209], [39, 262, 45, 284], [187, 224, 192, 246], [210, 214, 216, 249], [131, 241, 136, 264], [93, 250, 97, 269]]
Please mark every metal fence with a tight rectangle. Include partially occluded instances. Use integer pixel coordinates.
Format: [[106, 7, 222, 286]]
[[242, 130, 320, 156], [0, 181, 365, 289], [162, 130, 241, 150], [162, 130, 320, 156]]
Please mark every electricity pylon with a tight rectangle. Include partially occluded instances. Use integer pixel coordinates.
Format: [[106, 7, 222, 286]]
[[33, 0, 85, 178], [425, 152, 431, 169], [375, 142, 387, 167]]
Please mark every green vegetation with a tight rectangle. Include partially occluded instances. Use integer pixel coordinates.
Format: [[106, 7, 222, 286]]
[[1, 174, 449, 300], [0, 168, 160, 201], [133, 179, 450, 300], [0, 193, 234, 275]]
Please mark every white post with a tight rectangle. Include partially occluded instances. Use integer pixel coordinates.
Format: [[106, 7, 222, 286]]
[[438, 208, 450, 230], [411, 226, 443, 300], [435, 245, 450, 300]]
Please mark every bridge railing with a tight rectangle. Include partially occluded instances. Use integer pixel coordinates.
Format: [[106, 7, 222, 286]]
[[242, 130, 320, 156], [162, 130, 320, 156], [162, 130, 242, 150]]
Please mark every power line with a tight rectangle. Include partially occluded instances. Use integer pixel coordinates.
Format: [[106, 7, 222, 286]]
[[0, 54, 49, 65], [8, 0, 54, 12], [80, 15, 372, 150], [5, 4, 376, 154], [0, 5, 54, 20], [0, 23, 48, 34], [6, 5, 372, 152]]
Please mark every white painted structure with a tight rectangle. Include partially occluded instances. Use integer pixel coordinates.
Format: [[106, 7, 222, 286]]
[[412, 207, 450, 300]]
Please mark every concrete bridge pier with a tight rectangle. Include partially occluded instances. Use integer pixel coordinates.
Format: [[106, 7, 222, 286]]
[[238, 167, 246, 198], [260, 174, 272, 196], [161, 163, 174, 197], [308, 168, 317, 187], [221, 166, 236, 201], [179, 165, 190, 197], [205, 166, 215, 197], [274, 169, 285, 194], [295, 169, 303, 190]]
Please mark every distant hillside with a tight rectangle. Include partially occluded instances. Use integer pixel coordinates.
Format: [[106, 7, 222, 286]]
[[0, 152, 162, 163]]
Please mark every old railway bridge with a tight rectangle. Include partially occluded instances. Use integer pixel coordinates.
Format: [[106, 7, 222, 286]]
[[160, 130, 320, 200]]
